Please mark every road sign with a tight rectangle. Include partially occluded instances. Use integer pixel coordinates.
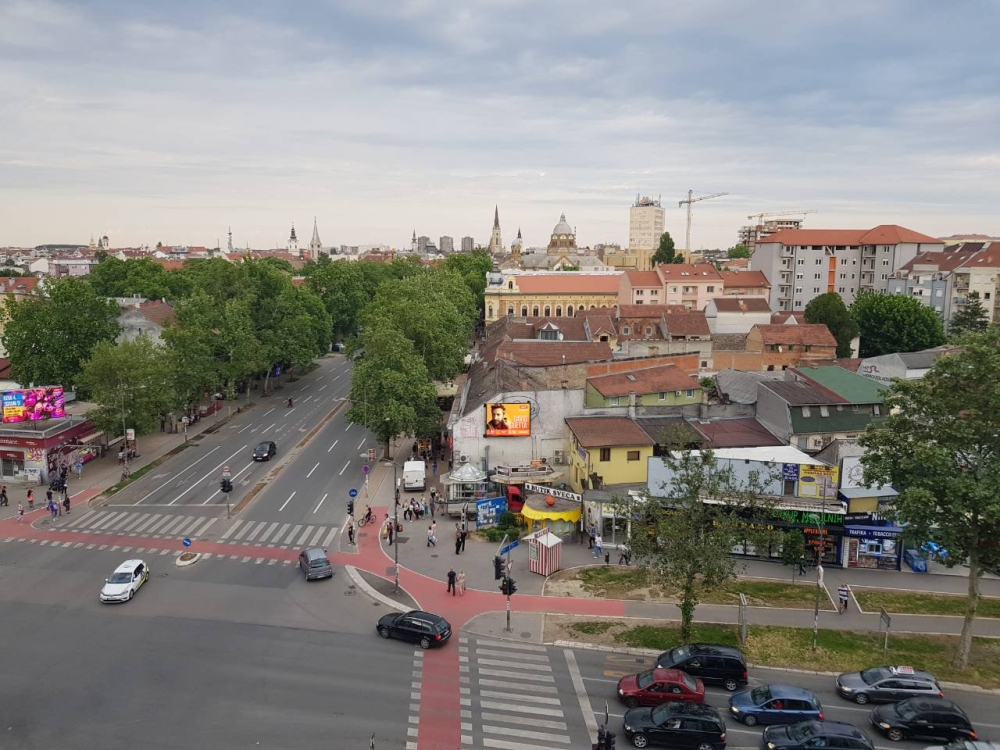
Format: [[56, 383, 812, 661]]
[[349, 488, 358, 498], [499, 539, 519, 556], [182, 538, 192, 547], [362, 464, 370, 474], [367, 448, 376, 461], [125, 428, 135, 441]]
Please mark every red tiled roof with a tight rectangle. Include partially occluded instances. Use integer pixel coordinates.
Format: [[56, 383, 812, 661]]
[[513, 274, 622, 294], [771, 311, 806, 324], [494, 341, 613, 366], [135, 300, 176, 327], [753, 324, 836, 347], [663, 311, 710, 336], [0, 276, 40, 294], [721, 258, 749, 270], [150, 259, 186, 272], [721, 270, 769, 289], [710, 297, 771, 313], [588, 365, 701, 397], [687, 418, 784, 448], [565, 416, 653, 448], [757, 225, 943, 247], [616, 304, 687, 318], [624, 270, 661, 287], [654, 263, 723, 281]]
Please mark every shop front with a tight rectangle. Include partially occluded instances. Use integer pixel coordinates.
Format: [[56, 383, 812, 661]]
[[729, 505, 846, 567], [0, 419, 96, 484], [838, 487, 902, 571]]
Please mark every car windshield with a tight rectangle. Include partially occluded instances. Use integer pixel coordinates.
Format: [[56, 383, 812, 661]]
[[651, 704, 675, 725], [787, 722, 818, 741], [310, 559, 328, 568], [670, 645, 690, 661], [894, 700, 918, 720], [859, 668, 886, 685], [681, 673, 698, 691], [750, 686, 773, 705], [636, 670, 655, 689], [108, 572, 132, 584], [256, 443, 270, 452]]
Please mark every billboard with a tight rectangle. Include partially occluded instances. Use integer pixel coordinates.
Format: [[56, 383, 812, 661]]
[[1, 387, 67, 424], [798, 463, 840, 499], [485, 402, 531, 437]]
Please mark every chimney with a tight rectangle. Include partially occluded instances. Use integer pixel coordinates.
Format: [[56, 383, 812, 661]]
[[562, 355, 566, 364]]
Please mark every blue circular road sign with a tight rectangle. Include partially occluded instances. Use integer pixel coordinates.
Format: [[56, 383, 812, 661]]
[[349, 488, 358, 498], [362, 465, 370, 474], [182, 538, 192, 547]]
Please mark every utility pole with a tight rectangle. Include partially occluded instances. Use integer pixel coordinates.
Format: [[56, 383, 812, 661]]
[[678, 190, 728, 254], [811, 479, 829, 650], [394, 464, 400, 594]]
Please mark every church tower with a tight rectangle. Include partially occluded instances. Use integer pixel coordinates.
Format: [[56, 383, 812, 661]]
[[287, 223, 298, 254], [309, 217, 322, 261], [511, 227, 523, 262], [488, 206, 504, 255], [411, 229, 418, 254]]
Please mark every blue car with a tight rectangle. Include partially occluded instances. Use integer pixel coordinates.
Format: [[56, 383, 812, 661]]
[[729, 684, 823, 727]]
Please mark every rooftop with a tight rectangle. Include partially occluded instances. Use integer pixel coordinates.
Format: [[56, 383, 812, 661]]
[[587, 365, 701, 397], [493, 341, 613, 367], [709, 297, 772, 313], [792, 365, 888, 403], [654, 263, 723, 281], [682, 445, 824, 466], [624, 270, 662, 287], [510, 274, 622, 295], [565, 416, 653, 448], [686, 418, 784, 449], [760, 380, 847, 406], [753, 324, 836, 347], [757, 224, 943, 247], [721, 270, 770, 289]]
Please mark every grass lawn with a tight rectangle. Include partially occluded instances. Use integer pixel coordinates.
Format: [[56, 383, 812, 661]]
[[853, 589, 1000, 619], [575, 567, 832, 609], [562, 618, 1000, 689]]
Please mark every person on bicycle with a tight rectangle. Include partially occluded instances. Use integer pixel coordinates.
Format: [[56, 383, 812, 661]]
[[362, 506, 374, 526], [287, 397, 293, 408]]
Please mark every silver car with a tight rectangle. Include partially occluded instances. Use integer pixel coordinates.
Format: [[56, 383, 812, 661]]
[[836, 666, 941, 705], [298, 547, 332, 580]]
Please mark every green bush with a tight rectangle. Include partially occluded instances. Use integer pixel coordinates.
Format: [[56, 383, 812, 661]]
[[497, 511, 520, 528]]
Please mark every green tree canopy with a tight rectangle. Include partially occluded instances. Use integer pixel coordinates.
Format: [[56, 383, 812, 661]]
[[651, 231, 683, 265], [804, 292, 860, 358], [849, 291, 946, 358], [442, 250, 492, 311], [949, 291, 989, 337], [0, 277, 120, 392], [727, 244, 752, 259], [88, 257, 192, 300], [859, 329, 1000, 668]]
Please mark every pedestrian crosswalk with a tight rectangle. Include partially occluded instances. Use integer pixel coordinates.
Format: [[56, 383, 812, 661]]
[[461, 637, 581, 750], [0, 537, 298, 566], [219, 518, 338, 549]]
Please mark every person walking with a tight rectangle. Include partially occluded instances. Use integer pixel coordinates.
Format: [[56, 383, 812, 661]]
[[460, 525, 467, 553], [16, 502, 24, 523], [446, 567, 457, 596], [593, 533, 603, 559], [618, 544, 631, 566], [838, 583, 850, 613], [454, 524, 462, 555], [588, 525, 596, 549], [457, 569, 466, 596], [49, 500, 57, 519], [347, 520, 355, 546], [427, 525, 437, 547], [0, 485, 7, 507], [386, 518, 395, 546], [26, 488, 34, 510]]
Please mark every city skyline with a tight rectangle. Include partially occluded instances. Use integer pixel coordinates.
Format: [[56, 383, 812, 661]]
[[2, 1, 998, 249]]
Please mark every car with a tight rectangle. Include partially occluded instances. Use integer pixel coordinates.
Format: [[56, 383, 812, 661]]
[[618, 668, 705, 708], [252, 441, 277, 461], [623, 701, 727, 750], [925, 742, 1000, 750], [655, 643, 748, 692], [870, 698, 977, 743], [836, 665, 942, 704], [100, 559, 150, 603], [377, 610, 451, 649], [761, 720, 875, 750], [729, 684, 823, 726], [298, 547, 332, 580]]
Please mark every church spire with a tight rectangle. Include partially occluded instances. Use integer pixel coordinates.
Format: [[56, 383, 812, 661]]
[[309, 217, 322, 261], [493, 205, 500, 229]]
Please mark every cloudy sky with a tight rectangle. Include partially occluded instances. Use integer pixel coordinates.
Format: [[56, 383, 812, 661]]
[[2, 0, 998, 251]]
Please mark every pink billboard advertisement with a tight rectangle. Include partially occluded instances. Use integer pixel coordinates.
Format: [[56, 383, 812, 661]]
[[1, 386, 67, 424]]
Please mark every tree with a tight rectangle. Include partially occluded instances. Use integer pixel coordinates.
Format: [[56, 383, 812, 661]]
[[859, 329, 1000, 669], [0, 277, 120, 392], [626, 451, 777, 640], [805, 292, 860, 358], [849, 291, 946, 358], [949, 291, 989, 337], [727, 244, 752, 259], [779, 530, 806, 582], [651, 232, 684, 265]]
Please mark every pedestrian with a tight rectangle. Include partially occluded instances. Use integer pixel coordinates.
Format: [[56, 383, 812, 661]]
[[460, 525, 467, 553], [74, 461, 83, 479], [63, 494, 71, 515], [838, 583, 849, 613], [797, 555, 807, 576], [432, 461, 438, 476], [26, 488, 34, 510], [446, 567, 457, 596], [454, 524, 462, 555], [16, 502, 25, 523], [588, 525, 596, 549], [457, 569, 466, 596], [618, 544, 631, 566], [46, 488, 53, 506], [386, 518, 395, 546], [49, 501, 57, 519], [431, 519, 437, 536], [430, 487, 437, 504], [423, 497, 430, 517], [593, 533, 603, 559], [0, 485, 7, 506], [403, 503, 411, 522], [430, 495, 435, 518], [347, 520, 355, 546], [427, 525, 437, 547]]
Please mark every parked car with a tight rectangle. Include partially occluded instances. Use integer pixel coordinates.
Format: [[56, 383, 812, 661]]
[[618, 668, 705, 708], [761, 720, 874, 750], [252, 441, 277, 461], [836, 665, 942, 704], [729, 684, 823, 726], [655, 643, 748, 692], [100, 559, 150, 603], [870, 698, 977, 743], [376, 610, 451, 649], [298, 548, 332, 580], [623, 701, 727, 750], [924, 742, 1000, 750]]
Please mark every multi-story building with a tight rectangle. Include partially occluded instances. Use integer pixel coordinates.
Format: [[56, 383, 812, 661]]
[[619, 263, 724, 310], [753, 225, 944, 312], [738, 218, 803, 248], [628, 195, 665, 271], [439, 236, 454, 254], [461, 236, 475, 253], [721, 270, 770, 297], [483, 271, 622, 323], [417, 235, 430, 254]]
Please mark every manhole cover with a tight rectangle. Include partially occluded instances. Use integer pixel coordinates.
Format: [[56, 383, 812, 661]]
[[396, 536, 409, 544], [344, 589, 357, 596], [430, 554, 439, 558], [520, 632, 532, 639]]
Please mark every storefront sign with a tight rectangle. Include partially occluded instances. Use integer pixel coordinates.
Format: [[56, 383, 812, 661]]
[[475, 496, 507, 528], [774, 508, 843, 526], [844, 526, 901, 539], [798, 464, 840, 498], [782, 463, 799, 482], [524, 482, 581, 502]]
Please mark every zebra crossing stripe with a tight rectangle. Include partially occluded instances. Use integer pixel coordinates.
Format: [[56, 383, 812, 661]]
[[140, 515, 172, 534], [476, 648, 549, 661], [233, 522, 254, 541], [273, 523, 291, 542], [476, 659, 552, 672], [159, 517, 189, 535], [63, 510, 97, 528], [245, 521, 267, 541], [482, 724, 569, 743], [119, 513, 151, 532], [283, 524, 304, 544], [91, 511, 129, 530], [175, 517, 204, 535], [475, 639, 548, 652], [295, 525, 314, 546], [307, 526, 326, 546], [193, 517, 218, 536], [257, 522, 279, 543], [320, 527, 337, 548], [479, 738, 562, 750], [479, 690, 561, 705], [219, 520, 244, 540], [477, 678, 558, 693], [480, 712, 567, 730], [477, 669, 554, 683]]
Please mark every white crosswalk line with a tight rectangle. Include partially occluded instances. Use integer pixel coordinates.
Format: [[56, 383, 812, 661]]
[[283, 524, 303, 544], [480, 712, 567, 730], [476, 648, 550, 661], [257, 522, 280, 543], [477, 679, 558, 694], [120, 513, 153, 532], [480, 701, 563, 718], [478, 669, 554, 683], [90, 511, 129, 530], [193, 517, 218, 536], [175, 517, 204, 535], [233, 522, 255, 541], [159, 517, 188, 535], [295, 526, 314, 546], [220, 520, 244, 540], [307, 526, 326, 546], [320, 527, 337, 548], [476, 659, 551, 672], [481, 737, 568, 750], [475, 639, 549, 652], [64, 510, 98, 528], [140, 515, 172, 534], [245, 521, 267, 541], [483, 725, 569, 743], [479, 691, 561, 705], [272, 523, 291, 543]]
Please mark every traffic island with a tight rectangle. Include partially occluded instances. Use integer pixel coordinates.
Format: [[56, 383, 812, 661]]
[[175, 552, 201, 567]]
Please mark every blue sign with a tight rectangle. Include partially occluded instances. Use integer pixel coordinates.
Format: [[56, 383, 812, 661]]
[[182, 538, 192, 547], [782, 463, 800, 482], [349, 488, 358, 498], [499, 539, 520, 556], [476, 495, 507, 528]]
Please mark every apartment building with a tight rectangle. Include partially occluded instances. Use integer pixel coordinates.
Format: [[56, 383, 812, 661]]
[[619, 263, 724, 310], [889, 241, 1000, 324]]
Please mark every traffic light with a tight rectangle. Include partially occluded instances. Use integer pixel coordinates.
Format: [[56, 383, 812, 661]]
[[493, 556, 503, 580], [499, 576, 507, 595], [348, 500, 355, 517], [606, 732, 616, 750], [595, 726, 607, 750], [220, 479, 233, 493], [507, 577, 517, 595]]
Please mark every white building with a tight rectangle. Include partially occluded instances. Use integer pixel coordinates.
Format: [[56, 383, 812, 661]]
[[628, 196, 665, 271], [703, 297, 772, 334], [856, 346, 955, 385]]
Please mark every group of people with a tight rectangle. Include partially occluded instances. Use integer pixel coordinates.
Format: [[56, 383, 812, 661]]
[[401, 496, 431, 521]]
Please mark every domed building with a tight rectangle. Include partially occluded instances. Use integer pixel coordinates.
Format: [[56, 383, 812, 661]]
[[547, 212, 577, 252]]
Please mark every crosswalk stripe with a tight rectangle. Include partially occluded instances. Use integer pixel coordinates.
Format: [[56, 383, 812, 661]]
[[257, 522, 280, 543], [480, 713, 567, 730], [159, 549, 170, 555], [175, 517, 204, 535], [320, 527, 337, 548], [479, 691, 561, 705], [478, 669, 554, 683], [480, 702, 563, 718], [483, 724, 569, 743], [91, 511, 129, 530], [119, 514, 151, 532], [477, 679, 559, 694], [193, 517, 217, 536], [220, 520, 244, 540], [295, 526, 314, 546], [273, 523, 291, 543], [308, 526, 326, 546], [153, 516, 181, 535], [481, 736, 569, 750], [64, 510, 97, 528], [141, 515, 172, 534], [284, 524, 303, 544], [475, 639, 548, 652], [476, 648, 550, 662], [245, 521, 267, 541], [476, 659, 551, 672], [233, 522, 255, 541]]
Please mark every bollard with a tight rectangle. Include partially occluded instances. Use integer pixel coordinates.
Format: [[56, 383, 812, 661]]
[[604, 552, 610, 565]]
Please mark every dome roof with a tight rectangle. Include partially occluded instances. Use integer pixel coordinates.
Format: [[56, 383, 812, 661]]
[[447, 462, 486, 483], [552, 213, 573, 236]]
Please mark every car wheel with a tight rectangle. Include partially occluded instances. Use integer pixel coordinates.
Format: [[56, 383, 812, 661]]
[[420, 637, 431, 650], [128, 589, 134, 601], [886, 728, 904, 742], [696, 743, 715, 750], [854, 693, 869, 705], [379, 627, 391, 639], [723, 678, 739, 691], [631, 733, 649, 749], [624, 697, 639, 709], [743, 715, 758, 726]]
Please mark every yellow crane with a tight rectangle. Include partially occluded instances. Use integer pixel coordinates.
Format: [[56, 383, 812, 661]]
[[679, 190, 728, 252]]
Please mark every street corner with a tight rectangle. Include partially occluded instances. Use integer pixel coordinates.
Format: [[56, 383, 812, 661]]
[[462, 609, 547, 645], [344, 564, 416, 612]]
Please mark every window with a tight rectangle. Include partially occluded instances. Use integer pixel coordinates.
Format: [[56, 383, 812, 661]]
[[794, 300, 803, 308], [532, 306, 539, 316], [815, 258, 823, 265], [796, 272, 804, 280], [883, 259, 890, 266], [813, 287, 821, 293], [873, 404, 881, 416], [626, 450, 641, 461], [700, 360, 708, 368], [544, 306, 551, 316], [645, 326, 652, 336], [539, 329, 558, 340], [804, 345, 811, 352], [707, 286, 715, 292], [671, 287, 677, 293], [556, 305, 562, 316], [507, 306, 513, 316], [795, 286, 803, 294], [622, 326, 631, 335], [820, 405, 829, 417], [881, 274, 887, 280], [521, 306, 527, 316], [658, 392, 667, 401], [802, 406, 812, 417], [568, 306, 575, 316], [986, 292, 992, 300], [788, 344, 795, 351], [507, 281, 513, 290], [814, 274, 821, 280], [636, 289, 644, 296], [488, 305, 493, 318], [766, 364, 775, 371], [685, 389, 693, 397], [650, 289, 659, 296], [797, 258, 805, 265], [769, 344, 779, 352], [840, 273, 846, 279], [599, 448, 611, 462]]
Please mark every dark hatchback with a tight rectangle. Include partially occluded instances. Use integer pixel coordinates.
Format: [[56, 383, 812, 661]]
[[761, 720, 875, 750], [729, 684, 823, 726], [836, 665, 942, 704], [870, 698, 977, 743], [655, 643, 748, 692], [377, 610, 451, 649], [298, 547, 332, 580], [623, 701, 726, 750], [253, 441, 277, 461]]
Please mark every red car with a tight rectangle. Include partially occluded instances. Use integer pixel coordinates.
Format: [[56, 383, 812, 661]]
[[617, 668, 705, 708]]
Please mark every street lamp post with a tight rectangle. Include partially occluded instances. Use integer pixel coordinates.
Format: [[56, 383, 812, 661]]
[[811, 480, 829, 650], [394, 466, 400, 594]]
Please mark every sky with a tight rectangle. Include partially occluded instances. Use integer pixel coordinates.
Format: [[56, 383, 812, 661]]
[[1, 0, 999, 251]]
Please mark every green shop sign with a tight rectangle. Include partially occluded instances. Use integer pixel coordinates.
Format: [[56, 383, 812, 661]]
[[773, 508, 843, 526]]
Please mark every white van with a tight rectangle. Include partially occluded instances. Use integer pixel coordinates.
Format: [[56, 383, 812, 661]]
[[403, 460, 426, 492]]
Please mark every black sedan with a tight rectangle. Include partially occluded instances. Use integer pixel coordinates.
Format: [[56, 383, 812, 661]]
[[623, 702, 727, 750], [870, 698, 977, 743], [252, 441, 277, 461], [377, 610, 451, 650]]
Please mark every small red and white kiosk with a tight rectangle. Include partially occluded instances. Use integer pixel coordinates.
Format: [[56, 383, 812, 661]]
[[527, 528, 562, 576]]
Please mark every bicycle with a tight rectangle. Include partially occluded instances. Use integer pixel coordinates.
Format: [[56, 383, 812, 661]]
[[357, 509, 375, 528]]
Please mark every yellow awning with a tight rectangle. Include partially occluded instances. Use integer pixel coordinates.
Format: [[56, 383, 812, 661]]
[[520, 504, 581, 523]]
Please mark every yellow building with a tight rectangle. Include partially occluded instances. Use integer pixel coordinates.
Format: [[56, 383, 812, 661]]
[[484, 272, 622, 323], [565, 416, 655, 493]]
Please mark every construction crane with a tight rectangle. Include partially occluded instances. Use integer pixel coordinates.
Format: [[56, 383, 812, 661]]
[[678, 190, 728, 252], [747, 209, 818, 224]]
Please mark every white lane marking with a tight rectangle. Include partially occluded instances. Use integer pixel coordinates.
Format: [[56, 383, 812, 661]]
[[237, 423, 253, 434], [328, 440, 338, 453], [332, 374, 341, 381], [201, 489, 221, 506], [193, 517, 218, 536], [302, 396, 312, 404], [296, 526, 315, 545], [263, 407, 275, 417], [479, 701, 562, 717], [478, 679, 559, 694], [260, 422, 276, 434], [167, 445, 247, 506], [220, 521, 244, 540], [357, 438, 366, 450], [257, 522, 279, 543], [344, 422, 352, 431], [279, 492, 296, 512], [481, 725, 568, 743], [313, 493, 327, 514], [565, 648, 599, 743], [478, 669, 554, 682], [308, 526, 326, 545], [245, 521, 267, 541], [321, 527, 338, 548], [480, 713, 567, 731], [283, 524, 303, 544], [319, 385, 327, 391], [476, 659, 552, 672], [307, 462, 320, 478], [339, 461, 350, 475], [479, 691, 561, 705], [134, 446, 222, 505]]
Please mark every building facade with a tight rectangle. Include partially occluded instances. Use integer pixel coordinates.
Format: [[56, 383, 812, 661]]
[[461, 236, 475, 253], [439, 236, 454, 254], [629, 196, 665, 271], [483, 271, 622, 323], [547, 213, 577, 252]]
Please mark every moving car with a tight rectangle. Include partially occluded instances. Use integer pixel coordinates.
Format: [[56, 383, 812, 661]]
[[298, 548, 333, 580], [925, 742, 1000, 750], [377, 610, 451, 649], [729, 684, 823, 726], [761, 720, 874, 750], [618, 668, 705, 708], [253, 441, 277, 461], [100, 559, 150, 603], [655, 643, 748, 692], [870, 698, 977, 743], [623, 701, 726, 750], [836, 665, 942, 704]]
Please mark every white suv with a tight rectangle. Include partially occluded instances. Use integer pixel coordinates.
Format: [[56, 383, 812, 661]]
[[100, 559, 149, 603]]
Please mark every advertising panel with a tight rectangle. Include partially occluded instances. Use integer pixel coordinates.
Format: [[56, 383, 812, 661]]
[[798, 464, 840, 498], [485, 402, 531, 437], [1, 387, 67, 424], [475, 496, 508, 528]]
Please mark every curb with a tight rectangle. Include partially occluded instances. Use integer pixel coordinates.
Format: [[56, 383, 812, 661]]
[[175, 553, 201, 567], [344, 565, 410, 613]]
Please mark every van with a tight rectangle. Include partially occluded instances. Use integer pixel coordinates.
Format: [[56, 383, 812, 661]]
[[403, 460, 426, 491]]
